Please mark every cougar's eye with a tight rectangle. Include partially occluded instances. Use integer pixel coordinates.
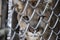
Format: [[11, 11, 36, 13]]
[[23, 16, 29, 20]]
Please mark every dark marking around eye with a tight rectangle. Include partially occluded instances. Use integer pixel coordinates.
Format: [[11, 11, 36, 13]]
[[23, 16, 29, 20]]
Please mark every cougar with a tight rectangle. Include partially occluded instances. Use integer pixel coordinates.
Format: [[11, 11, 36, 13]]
[[13, 0, 55, 40]]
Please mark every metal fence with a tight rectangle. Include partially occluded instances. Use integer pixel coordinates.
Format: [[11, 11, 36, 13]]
[[7, 0, 60, 40]]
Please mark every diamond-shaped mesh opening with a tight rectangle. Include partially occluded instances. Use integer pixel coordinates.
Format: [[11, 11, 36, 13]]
[[6, 0, 60, 40]]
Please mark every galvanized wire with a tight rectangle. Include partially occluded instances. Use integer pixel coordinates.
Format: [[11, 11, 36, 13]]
[[7, 0, 60, 40]]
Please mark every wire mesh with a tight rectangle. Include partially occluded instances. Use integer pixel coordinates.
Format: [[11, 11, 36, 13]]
[[7, 0, 60, 40]]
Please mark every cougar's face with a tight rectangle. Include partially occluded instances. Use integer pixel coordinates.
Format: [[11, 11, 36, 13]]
[[13, 0, 53, 40]]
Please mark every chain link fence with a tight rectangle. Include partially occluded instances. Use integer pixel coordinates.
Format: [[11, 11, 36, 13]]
[[6, 0, 60, 40]]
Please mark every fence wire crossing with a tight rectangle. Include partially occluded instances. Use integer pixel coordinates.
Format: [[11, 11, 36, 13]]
[[7, 0, 60, 40]]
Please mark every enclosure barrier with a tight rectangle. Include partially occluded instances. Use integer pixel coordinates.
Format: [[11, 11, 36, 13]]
[[6, 0, 60, 40]]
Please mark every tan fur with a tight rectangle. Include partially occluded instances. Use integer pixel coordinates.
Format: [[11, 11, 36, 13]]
[[13, 0, 53, 40]]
